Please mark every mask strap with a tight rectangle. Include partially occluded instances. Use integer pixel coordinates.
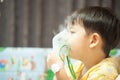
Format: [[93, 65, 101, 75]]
[[59, 44, 76, 80]]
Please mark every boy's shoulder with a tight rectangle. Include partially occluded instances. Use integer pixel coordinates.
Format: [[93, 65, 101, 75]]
[[86, 57, 119, 80]]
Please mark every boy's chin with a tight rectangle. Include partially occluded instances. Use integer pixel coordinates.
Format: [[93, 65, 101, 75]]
[[70, 55, 78, 60]]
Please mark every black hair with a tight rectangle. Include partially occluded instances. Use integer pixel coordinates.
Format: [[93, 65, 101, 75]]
[[66, 6, 120, 57]]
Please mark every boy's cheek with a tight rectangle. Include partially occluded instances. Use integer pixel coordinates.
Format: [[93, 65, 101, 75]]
[[69, 46, 79, 58]]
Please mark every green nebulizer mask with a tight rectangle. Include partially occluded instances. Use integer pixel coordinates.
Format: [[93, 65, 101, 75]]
[[52, 29, 76, 80]]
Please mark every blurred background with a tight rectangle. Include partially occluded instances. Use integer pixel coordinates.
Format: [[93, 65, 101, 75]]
[[0, 0, 120, 48], [0, 0, 120, 79]]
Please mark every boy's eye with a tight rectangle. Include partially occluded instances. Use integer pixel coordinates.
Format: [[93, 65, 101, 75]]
[[67, 28, 75, 34], [70, 31, 75, 34]]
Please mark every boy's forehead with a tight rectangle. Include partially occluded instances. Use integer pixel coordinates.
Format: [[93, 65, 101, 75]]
[[67, 22, 84, 29], [66, 18, 84, 27]]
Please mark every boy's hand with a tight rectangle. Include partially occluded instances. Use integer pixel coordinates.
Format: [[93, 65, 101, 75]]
[[47, 53, 63, 68], [47, 53, 69, 80]]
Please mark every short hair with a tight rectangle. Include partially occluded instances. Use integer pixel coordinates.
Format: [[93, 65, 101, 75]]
[[65, 6, 120, 57]]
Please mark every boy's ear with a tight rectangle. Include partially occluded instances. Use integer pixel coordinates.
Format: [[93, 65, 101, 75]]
[[89, 33, 100, 48]]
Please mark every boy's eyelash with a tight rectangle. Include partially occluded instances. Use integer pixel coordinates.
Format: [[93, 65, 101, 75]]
[[70, 31, 75, 33], [67, 28, 75, 34]]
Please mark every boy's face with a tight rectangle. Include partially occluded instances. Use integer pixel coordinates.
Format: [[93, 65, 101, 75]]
[[67, 23, 90, 60]]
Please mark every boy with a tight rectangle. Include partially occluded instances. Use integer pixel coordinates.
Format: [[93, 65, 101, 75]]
[[47, 6, 120, 80]]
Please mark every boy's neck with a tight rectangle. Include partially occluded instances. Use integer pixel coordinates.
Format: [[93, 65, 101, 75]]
[[82, 50, 106, 71], [81, 53, 105, 78]]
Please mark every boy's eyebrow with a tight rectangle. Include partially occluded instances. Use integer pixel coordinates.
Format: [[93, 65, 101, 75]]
[[67, 23, 74, 29]]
